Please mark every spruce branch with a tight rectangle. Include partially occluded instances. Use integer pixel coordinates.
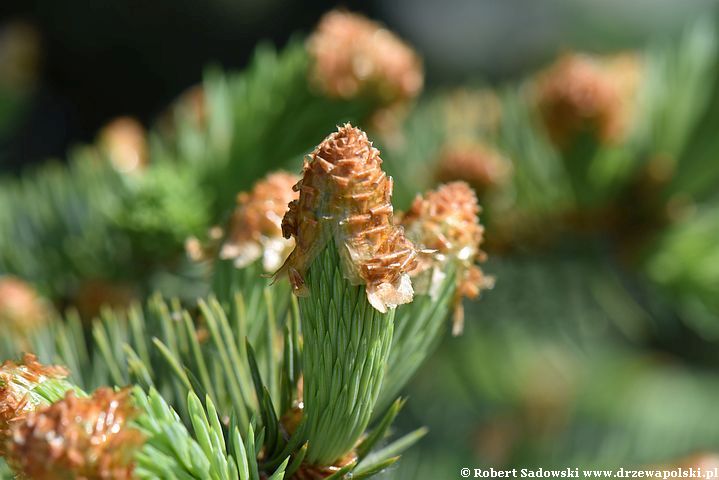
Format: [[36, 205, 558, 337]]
[[278, 124, 418, 466]]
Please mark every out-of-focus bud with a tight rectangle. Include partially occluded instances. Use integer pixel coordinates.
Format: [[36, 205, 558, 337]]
[[307, 10, 423, 108], [435, 142, 512, 196], [0, 276, 49, 336], [534, 52, 642, 148], [0, 354, 69, 455], [98, 117, 149, 174], [0, 21, 41, 91], [220, 171, 299, 272], [401, 182, 493, 334], [175, 84, 207, 128], [74, 279, 138, 320], [279, 123, 417, 313], [7, 388, 144, 479], [185, 226, 224, 263]]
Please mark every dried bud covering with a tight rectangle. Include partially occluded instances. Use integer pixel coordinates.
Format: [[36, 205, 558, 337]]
[[435, 142, 512, 195], [0, 354, 68, 455], [307, 10, 423, 107], [279, 123, 417, 313], [220, 171, 300, 272], [7, 388, 144, 480], [0, 276, 49, 335], [98, 116, 149, 174], [534, 52, 642, 147], [400, 182, 494, 334]]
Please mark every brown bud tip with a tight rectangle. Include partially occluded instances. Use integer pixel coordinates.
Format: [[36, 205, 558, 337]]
[[400, 182, 494, 334], [278, 123, 417, 312], [220, 171, 300, 272], [307, 10, 423, 107], [435, 142, 512, 195], [99, 117, 148, 174], [534, 52, 642, 148], [0, 276, 49, 335], [7, 388, 144, 480], [0, 354, 68, 455]]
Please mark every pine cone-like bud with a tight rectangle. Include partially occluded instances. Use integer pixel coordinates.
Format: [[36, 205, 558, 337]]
[[435, 142, 512, 195], [0, 354, 68, 455], [279, 123, 417, 313], [534, 52, 642, 148], [307, 10, 423, 107], [7, 388, 144, 479], [0, 276, 49, 335], [220, 171, 300, 272], [98, 116, 148, 174], [400, 182, 494, 334]]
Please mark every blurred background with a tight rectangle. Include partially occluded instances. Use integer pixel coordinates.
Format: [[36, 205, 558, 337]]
[[3, 1, 719, 478], [1, 0, 716, 171]]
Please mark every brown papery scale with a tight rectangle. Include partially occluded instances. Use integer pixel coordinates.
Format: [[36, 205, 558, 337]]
[[0, 354, 68, 456], [401, 182, 494, 334], [7, 388, 144, 480], [278, 123, 417, 313]]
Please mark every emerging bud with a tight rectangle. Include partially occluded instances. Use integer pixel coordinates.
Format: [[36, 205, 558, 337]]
[[0, 276, 49, 336], [220, 171, 300, 272], [534, 52, 642, 148], [98, 116, 149, 174], [434, 142, 512, 196], [307, 10, 423, 108], [279, 123, 417, 313], [7, 388, 144, 480], [0, 354, 69, 455], [400, 182, 493, 334]]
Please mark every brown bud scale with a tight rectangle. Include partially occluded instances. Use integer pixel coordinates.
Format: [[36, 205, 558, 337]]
[[278, 124, 417, 312], [0, 354, 68, 456]]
